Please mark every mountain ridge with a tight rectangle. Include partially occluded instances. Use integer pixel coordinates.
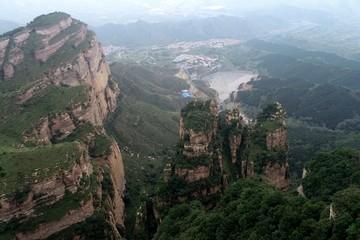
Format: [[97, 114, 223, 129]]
[[0, 12, 126, 239]]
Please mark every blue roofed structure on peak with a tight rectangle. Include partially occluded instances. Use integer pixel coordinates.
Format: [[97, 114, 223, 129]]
[[181, 89, 192, 98]]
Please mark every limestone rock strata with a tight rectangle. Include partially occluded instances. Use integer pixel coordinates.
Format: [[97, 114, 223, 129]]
[[266, 128, 287, 150], [0, 37, 10, 65], [35, 24, 87, 62], [105, 141, 126, 229], [158, 100, 224, 215], [175, 166, 211, 182], [0, 143, 92, 223], [15, 198, 94, 240], [22, 113, 76, 145], [36, 17, 73, 42], [18, 36, 118, 132], [0, 13, 125, 239], [264, 161, 289, 191]]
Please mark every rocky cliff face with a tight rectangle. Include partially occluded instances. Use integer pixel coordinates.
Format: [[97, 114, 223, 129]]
[[175, 100, 223, 196], [261, 103, 289, 191], [154, 101, 291, 228], [154, 100, 225, 221], [225, 107, 243, 164], [0, 12, 125, 239]]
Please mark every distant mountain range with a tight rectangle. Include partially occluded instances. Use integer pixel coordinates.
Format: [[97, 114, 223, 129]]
[[93, 5, 337, 47], [0, 19, 20, 34]]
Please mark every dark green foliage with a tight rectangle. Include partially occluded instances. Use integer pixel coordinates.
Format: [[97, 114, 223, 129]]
[[181, 100, 216, 133], [89, 135, 112, 157], [28, 12, 70, 28], [0, 26, 25, 38], [247, 39, 360, 89], [236, 76, 360, 130], [155, 178, 337, 240], [302, 149, 360, 201], [101, 167, 115, 199]]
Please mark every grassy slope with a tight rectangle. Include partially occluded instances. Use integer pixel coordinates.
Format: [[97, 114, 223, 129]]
[[0, 85, 89, 145], [108, 62, 191, 238], [0, 142, 81, 195]]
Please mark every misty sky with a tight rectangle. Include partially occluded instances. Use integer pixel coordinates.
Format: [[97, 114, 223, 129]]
[[1, 0, 359, 26]]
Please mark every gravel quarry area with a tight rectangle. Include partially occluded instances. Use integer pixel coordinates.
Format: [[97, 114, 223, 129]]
[[204, 70, 257, 102]]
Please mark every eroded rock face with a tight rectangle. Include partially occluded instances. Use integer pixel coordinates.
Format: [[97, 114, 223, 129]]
[[3, 63, 14, 80], [105, 141, 126, 229], [183, 129, 214, 157], [0, 37, 10, 65], [36, 17, 73, 42], [19, 36, 118, 128], [35, 24, 87, 62], [180, 100, 218, 158], [266, 128, 287, 150], [225, 108, 243, 164], [264, 161, 289, 191], [22, 113, 76, 145], [156, 100, 224, 220], [241, 160, 254, 178], [229, 135, 241, 164], [14, 198, 95, 240], [0, 13, 125, 239], [175, 166, 211, 182], [0, 143, 92, 223]]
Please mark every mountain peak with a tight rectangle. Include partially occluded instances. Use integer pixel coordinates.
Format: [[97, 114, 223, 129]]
[[0, 12, 91, 93]]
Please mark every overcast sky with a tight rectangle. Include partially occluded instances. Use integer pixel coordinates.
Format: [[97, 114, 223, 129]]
[[0, 0, 358, 26]]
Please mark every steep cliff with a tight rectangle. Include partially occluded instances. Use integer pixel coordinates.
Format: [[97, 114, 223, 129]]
[[155, 100, 226, 220], [155, 102, 290, 220], [241, 102, 289, 190], [0, 12, 125, 239]]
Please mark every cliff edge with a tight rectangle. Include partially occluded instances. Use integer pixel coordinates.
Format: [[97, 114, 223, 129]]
[[0, 12, 125, 239]]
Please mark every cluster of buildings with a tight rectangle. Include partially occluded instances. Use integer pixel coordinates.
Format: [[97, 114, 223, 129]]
[[173, 54, 219, 80]]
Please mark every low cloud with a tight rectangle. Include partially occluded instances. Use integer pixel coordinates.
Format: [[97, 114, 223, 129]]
[[202, 5, 226, 11]]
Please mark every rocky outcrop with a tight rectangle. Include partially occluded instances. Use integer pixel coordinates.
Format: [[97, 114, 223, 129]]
[[266, 128, 287, 150], [23, 113, 76, 145], [241, 160, 254, 178], [175, 166, 211, 182], [15, 198, 94, 240], [224, 108, 244, 164], [18, 36, 118, 146], [0, 29, 30, 79], [105, 141, 126, 229], [13, 29, 31, 45], [0, 143, 92, 223], [35, 24, 87, 62], [264, 161, 289, 191], [180, 100, 218, 158], [19, 36, 118, 127], [0, 13, 125, 239], [155, 100, 225, 221], [36, 17, 72, 43], [229, 135, 241, 164], [3, 63, 14, 80], [182, 129, 214, 157], [0, 37, 10, 66]]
